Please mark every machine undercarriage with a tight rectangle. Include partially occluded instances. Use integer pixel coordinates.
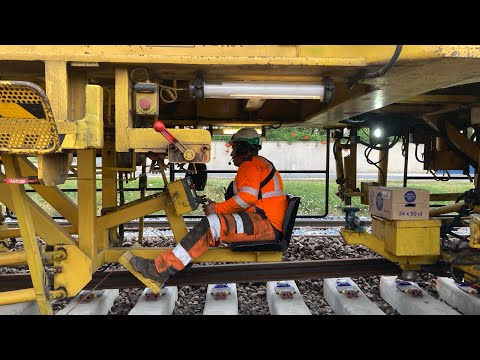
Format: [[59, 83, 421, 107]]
[[1, 45, 480, 313]]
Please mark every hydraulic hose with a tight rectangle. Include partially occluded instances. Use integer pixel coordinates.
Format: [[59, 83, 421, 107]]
[[348, 45, 403, 89]]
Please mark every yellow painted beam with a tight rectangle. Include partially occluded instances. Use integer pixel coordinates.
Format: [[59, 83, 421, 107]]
[[299, 45, 480, 61], [340, 229, 438, 270], [68, 68, 87, 120], [56, 121, 77, 134], [0, 225, 76, 238], [58, 85, 104, 150], [18, 157, 78, 228], [164, 195, 188, 243], [75, 85, 104, 149], [0, 288, 36, 306], [77, 149, 97, 262], [0, 249, 65, 267], [105, 247, 282, 263], [101, 134, 118, 250], [93, 250, 105, 272], [53, 244, 92, 298], [7, 45, 479, 131], [0, 45, 301, 63], [0, 250, 27, 266], [444, 120, 479, 164], [0, 174, 76, 246], [2, 155, 53, 314], [115, 68, 132, 152], [45, 60, 68, 123], [97, 194, 167, 231], [159, 119, 282, 128], [1, 45, 480, 64], [127, 128, 212, 153]]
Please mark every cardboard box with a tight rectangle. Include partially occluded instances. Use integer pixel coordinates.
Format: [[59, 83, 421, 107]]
[[368, 186, 430, 220]]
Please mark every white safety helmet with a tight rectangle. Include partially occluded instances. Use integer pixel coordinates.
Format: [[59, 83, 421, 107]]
[[229, 128, 262, 149]]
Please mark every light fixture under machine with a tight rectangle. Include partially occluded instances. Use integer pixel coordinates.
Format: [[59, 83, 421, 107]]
[[190, 75, 334, 103]]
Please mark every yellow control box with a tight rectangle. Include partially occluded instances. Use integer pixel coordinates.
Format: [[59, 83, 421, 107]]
[[372, 216, 441, 256], [469, 214, 480, 248], [166, 177, 200, 216]]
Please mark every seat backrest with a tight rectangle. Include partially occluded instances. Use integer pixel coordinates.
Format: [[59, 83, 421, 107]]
[[279, 194, 301, 251], [229, 194, 300, 252]]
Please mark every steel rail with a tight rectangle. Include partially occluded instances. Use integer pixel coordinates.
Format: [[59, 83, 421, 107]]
[[0, 258, 400, 291], [4, 219, 372, 230]]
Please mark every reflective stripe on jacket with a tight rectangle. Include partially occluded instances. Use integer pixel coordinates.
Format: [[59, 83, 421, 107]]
[[215, 155, 287, 231]]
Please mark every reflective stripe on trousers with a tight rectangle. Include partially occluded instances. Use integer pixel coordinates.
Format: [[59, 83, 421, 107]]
[[155, 212, 277, 272]]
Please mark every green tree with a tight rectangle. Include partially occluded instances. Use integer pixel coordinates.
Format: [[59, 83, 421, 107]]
[[265, 127, 325, 141], [211, 127, 327, 142]]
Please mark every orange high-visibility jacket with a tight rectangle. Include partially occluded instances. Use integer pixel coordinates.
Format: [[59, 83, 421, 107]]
[[215, 155, 288, 231]]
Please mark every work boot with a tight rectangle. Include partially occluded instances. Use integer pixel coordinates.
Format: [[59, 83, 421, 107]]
[[130, 256, 170, 284]]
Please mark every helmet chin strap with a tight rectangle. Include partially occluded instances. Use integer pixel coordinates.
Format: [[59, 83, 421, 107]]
[[229, 140, 255, 165], [228, 154, 240, 166], [228, 153, 251, 166]]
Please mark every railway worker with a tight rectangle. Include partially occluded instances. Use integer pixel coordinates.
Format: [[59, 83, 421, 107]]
[[130, 127, 288, 286]]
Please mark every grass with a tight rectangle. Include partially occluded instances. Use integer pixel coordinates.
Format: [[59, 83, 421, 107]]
[[22, 177, 475, 218]]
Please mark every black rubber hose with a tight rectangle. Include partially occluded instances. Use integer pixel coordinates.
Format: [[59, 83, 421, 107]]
[[450, 258, 480, 286], [348, 45, 403, 89]]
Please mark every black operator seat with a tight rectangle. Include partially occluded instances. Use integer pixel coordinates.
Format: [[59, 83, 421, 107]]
[[229, 194, 301, 252]]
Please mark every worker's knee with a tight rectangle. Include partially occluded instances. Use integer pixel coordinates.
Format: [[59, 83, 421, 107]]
[[206, 214, 220, 228], [191, 216, 211, 234], [200, 216, 211, 227], [206, 214, 221, 240]]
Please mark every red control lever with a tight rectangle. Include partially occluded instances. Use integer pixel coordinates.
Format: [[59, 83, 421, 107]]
[[153, 121, 195, 161]]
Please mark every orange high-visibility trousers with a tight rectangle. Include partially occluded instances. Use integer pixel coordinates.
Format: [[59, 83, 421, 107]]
[[154, 212, 278, 274]]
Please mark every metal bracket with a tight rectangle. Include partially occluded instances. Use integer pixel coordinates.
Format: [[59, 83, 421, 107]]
[[342, 206, 364, 233], [0, 240, 9, 252], [274, 281, 296, 299], [395, 279, 423, 297], [336, 278, 359, 298], [78, 289, 105, 303], [145, 287, 168, 301], [211, 284, 231, 300]]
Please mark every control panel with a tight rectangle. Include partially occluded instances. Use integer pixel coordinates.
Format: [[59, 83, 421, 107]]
[[166, 177, 205, 215], [134, 82, 159, 116]]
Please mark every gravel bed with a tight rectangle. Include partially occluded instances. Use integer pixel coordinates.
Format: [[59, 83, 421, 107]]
[[5, 230, 443, 315]]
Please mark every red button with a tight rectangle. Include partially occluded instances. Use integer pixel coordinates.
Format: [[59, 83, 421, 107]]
[[139, 98, 151, 110]]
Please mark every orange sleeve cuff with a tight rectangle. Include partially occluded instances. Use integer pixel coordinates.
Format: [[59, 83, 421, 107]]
[[215, 199, 243, 214]]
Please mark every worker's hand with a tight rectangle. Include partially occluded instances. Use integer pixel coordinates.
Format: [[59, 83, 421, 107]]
[[203, 198, 217, 215]]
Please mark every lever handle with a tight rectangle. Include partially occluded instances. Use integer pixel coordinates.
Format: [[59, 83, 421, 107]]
[[153, 121, 195, 161]]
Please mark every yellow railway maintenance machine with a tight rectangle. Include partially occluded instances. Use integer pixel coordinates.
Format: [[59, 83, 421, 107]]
[[1, 45, 480, 313]]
